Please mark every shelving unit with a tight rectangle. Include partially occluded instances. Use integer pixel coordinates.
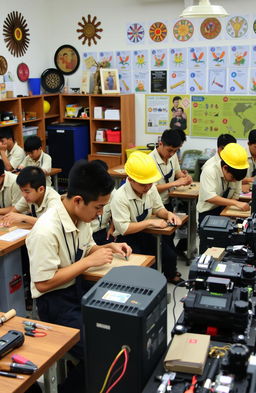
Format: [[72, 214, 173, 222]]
[[0, 93, 135, 166]]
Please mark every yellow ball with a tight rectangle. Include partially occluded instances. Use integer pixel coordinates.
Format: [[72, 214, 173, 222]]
[[43, 100, 51, 114]]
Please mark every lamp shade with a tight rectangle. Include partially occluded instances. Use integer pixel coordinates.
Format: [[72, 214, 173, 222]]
[[180, 0, 229, 18]]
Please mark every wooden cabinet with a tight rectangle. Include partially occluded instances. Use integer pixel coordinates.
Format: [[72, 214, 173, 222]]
[[0, 93, 135, 165]]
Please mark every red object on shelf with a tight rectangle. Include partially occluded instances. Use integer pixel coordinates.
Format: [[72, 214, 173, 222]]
[[106, 130, 121, 143]]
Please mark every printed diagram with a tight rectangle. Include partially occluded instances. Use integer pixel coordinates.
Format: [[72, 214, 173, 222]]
[[189, 48, 206, 68], [212, 50, 225, 64], [200, 18, 222, 40], [226, 16, 248, 38], [230, 46, 249, 67], [169, 71, 186, 94], [189, 71, 205, 93], [134, 51, 147, 69], [169, 48, 187, 70], [149, 22, 168, 42], [233, 51, 248, 66], [154, 53, 165, 67], [119, 55, 129, 66], [208, 69, 226, 93], [127, 23, 145, 43], [151, 49, 167, 69], [228, 69, 248, 94], [173, 19, 194, 42]]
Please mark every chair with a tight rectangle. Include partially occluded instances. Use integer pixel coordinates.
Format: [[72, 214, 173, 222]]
[[180, 149, 202, 180]]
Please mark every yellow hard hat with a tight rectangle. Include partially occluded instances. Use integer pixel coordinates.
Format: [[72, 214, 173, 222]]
[[220, 143, 249, 169], [125, 151, 161, 184]]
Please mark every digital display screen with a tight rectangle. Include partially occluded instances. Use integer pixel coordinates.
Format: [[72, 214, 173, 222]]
[[199, 295, 227, 308], [205, 216, 229, 229]]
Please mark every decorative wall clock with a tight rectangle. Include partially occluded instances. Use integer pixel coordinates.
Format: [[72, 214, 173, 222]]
[[0, 56, 8, 75], [173, 19, 194, 42], [54, 45, 80, 75], [41, 68, 64, 93], [3, 11, 30, 57], [17, 63, 29, 81], [149, 22, 167, 42], [77, 14, 103, 46], [200, 18, 221, 39]]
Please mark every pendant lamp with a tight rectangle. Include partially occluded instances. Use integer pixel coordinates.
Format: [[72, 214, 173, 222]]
[[180, 0, 229, 18]]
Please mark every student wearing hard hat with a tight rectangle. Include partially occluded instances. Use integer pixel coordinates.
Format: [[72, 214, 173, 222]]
[[197, 143, 250, 228], [202, 134, 237, 170], [242, 129, 256, 186], [111, 151, 184, 284]]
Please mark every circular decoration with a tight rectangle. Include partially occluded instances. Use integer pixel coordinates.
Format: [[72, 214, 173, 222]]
[[253, 19, 256, 34], [127, 23, 145, 43], [0, 56, 8, 75], [3, 11, 30, 57], [77, 14, 103, 46], [149, 22, 167, 42], [41, 68, 64, 93], [226, 16, 248, 38], [173, 19, 194, 42], [17, 62, 29, 81], [200, 18, 221, 39], [54, 45, 80, 75]]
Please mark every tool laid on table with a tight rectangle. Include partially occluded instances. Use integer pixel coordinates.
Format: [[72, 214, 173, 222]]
[[0, 330, 24, 358], [12, 353, 37, 369], [0, 309, 16, 326], [0, 370, 24, 379], [0, 361, 37, 374], [22, 321, 52, 330]]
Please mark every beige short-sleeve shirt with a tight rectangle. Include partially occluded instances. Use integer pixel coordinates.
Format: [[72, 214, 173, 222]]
[[197, 162, 241, 213], [246, 146, 256, 178], [0, 171, 21, 207], [150, 148, 181, 204], [202, 153, 220, 171], [26, 202, 96, 298], [20, 151, 52, 186], [7, 143, 25, 169], [111, 180, 164, 236], [91, 189, 116, 233], [15, 186, 60, 216]]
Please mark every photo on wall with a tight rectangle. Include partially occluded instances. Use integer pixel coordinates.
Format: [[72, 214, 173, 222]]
[[100, 68, 120, 94]]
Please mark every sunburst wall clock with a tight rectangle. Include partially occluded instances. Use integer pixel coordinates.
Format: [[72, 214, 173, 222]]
[[3, 11, 30, 57], [77, 14, 103, 46]]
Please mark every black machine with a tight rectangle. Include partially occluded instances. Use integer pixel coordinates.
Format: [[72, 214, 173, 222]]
[[0, 330, 24, 358], [82, 266, 167, 393], [199, 215, 256, 258]]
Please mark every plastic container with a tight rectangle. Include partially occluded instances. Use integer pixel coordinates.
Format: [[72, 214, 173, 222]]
[[106, 130, 121, 143], [126, 146, 151, 158], [28, 78, 41, 95]]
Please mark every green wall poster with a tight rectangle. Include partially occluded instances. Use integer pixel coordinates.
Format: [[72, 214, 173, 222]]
[[191, 95, 256, 139]]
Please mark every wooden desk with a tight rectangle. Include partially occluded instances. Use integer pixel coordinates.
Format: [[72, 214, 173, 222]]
[[0, 316, 79, 393], [169, 182, 200, 261], [239, 192, 252, 202], [49, 168, 62, 192], [144, 214, 188, 272], [108, 165, 126, 187], [83, 253, 155, 281], [0, 224, 31, 316], [220, 206, 251, 219]]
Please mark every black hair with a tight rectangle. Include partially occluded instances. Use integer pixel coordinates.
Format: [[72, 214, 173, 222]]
[[220, 160, 247, 181], [248, 129, 256, 144], [177, 107, 184, 112], [92, 159, 109, 171], [0, 160, 5, 176], [24, 135, 42, 153], [67, 160, 114, 204], [161, 129, 182, 148], [173, 96, 181, 103], [217, 134, 236, 148], [16, 166, 46, 189], [0, 127, 14, 141]]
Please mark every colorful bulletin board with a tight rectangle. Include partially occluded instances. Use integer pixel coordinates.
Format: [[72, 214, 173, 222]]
[[191, 95, 256, 138], [145, 94, 191, 134]]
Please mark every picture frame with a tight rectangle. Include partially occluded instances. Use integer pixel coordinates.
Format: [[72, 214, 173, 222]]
[[81, 70, 90, 94], [54, 45, 80, 75], [100, 68, 120, 94]]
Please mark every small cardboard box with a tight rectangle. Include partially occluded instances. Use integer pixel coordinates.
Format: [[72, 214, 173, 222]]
[[204, 247, 225, 261], [164, 333, 210, 375]]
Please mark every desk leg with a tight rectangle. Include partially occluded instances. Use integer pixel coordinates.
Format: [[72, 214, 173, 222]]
[[186, 199, 197, 260], [156, 235, 162, 272], [52, 174, 59, 192], [44, 362, 58, 393]]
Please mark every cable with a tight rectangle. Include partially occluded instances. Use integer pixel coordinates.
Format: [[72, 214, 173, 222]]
[[172, 279, 195, 325], [99, 348, 126, 393], [105, 348, 129, 393]]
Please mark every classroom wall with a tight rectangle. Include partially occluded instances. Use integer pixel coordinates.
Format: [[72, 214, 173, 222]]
[[2, 0, 256, 152]]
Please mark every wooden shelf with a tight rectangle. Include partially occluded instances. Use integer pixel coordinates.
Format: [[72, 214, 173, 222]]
[[92, 118, 121, 122], [63, 117, 90, 121], [92, 141, 122, 145], [0, 122, 19, 127], [23, 118, 42, 124], [45, 114, 60, 119]]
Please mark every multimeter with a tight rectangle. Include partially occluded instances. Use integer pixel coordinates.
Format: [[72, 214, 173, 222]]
[[0, 330, 24, 358]]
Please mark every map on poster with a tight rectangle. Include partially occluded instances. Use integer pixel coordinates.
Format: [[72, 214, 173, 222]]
[[191, 95, 256, 138]]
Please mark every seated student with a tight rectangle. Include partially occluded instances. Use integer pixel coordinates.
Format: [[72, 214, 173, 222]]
[[149, 129, 192, 211], [197, 143, 250, 230], [0, 159, 21, 215], [242, 129, 256, 185], [1, 166, 60, 227], [19, 135, 52, 187], [90, 160, 116, 245], [203, 133, 237, 169], [25, 160, 131, 392], [170, 107, 187, 131], [0, 127, 25, 171], [111, 151, 184, 284], [171, 96, 186, 119]]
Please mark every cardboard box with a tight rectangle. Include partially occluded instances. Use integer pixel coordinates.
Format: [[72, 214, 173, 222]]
[[204, 247, 225, 261], [164, 333, 210, 375], [94, 106, 103, 119]]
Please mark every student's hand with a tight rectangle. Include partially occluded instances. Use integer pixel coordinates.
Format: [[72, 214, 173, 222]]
[[167, 212, 182, 226], [234, 201, 250, 211], [149, 218, 168, 229], [0, 141, 7, 151], [106, 222, 115, 240], [86, 247, 113, 267], [0, 212, 24, 226], [242, 184, 251, 193], [109, 242, 132, 259], [174, 177, 191, 187], [18, 165, 24, 170], [174, 121, 181, 127]]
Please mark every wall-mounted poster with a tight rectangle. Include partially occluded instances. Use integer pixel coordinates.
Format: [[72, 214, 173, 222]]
[[151, 70, 167, 93], [189, 47, 207, 69], [189, 70, 206, 93], [145, 94, 170, 134], [225, 16, 249, 39], [228, 69, 248, 94], [208, 46, 227, 68], [132, 49, 148, 71], [149, 21, 168, 43], [134, 72, 148, 93], [151, 49, 168, 69], [208, 69, 226, 93], [173, 19, 194, 42], [169, 48, 187, 70], [250, 69, 256, 94], [169, 71, 187, 94], [98, 51, 115, 68], [116, 51, 131, 72], [200, 18, 222, 40], [126, 22, 145, 45], [229, 45, 249, 67]]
